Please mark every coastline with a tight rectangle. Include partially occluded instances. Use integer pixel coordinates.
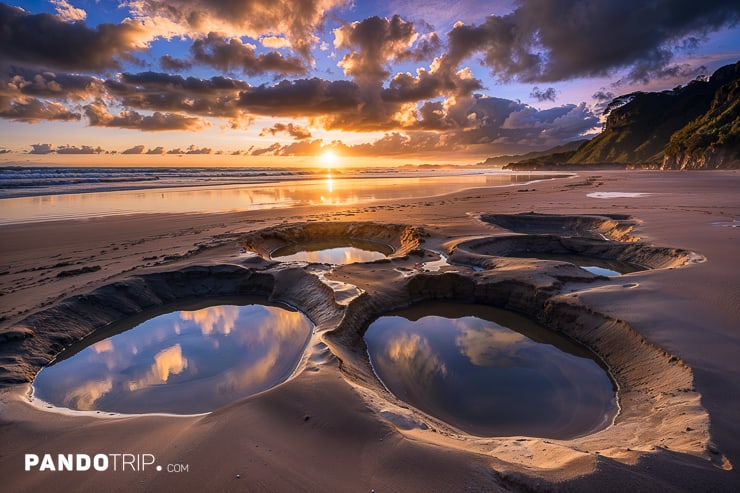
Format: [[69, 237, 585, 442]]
[[1, 170, 738, 491]]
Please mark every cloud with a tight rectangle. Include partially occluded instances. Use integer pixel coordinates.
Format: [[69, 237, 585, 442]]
[[165, 145, 212, 154], [159, 54, 192, 71], [260, 122, 312, 140], [592, 89, 616, 102], [530, 86, 558, 102], [238, 78, 361, 116], [250, 142, 282, 156], [334, 15, 420, 82], [29, 143, 55, 154], [0, 3, 149, 70], [146, 146, 166, 154], [126, 0, 348, 57], [347, 132, 443, 155], [105, 72, 250, 122], [190, 33, 306, 75], [446, 0, 740, 83], [0, 148, 11, 154], [50, 0, 86, 22], [260, 36, 291, 49], [122, 144, 146, 154], [56, 145, 104, 154], [84, 102, 209, 131], [0, 97, 80, 122], [453, 319, 532, 368], [462, 96, 599, 150], [184, 145, 212, 154], [1, 69, 104, 101]]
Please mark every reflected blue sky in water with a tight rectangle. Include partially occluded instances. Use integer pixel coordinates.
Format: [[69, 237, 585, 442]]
[[365, 306, 617, 438], [33, 304, 313, 414]]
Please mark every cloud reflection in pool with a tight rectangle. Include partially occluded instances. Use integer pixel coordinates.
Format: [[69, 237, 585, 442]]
[[33, 303, 313, 414], [364, 302, 617, 439]]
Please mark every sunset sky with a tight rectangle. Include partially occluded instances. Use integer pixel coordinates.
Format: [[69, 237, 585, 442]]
[[1, 0, 738, 167]]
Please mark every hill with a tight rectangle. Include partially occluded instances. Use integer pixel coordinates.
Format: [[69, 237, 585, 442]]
[[505, 62, 739, 170]]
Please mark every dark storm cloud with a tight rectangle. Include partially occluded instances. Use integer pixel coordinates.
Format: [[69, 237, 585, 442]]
[[530, 86, 557, 102], [0, 3, 148, 71], [191, 33, 306, 76], [127, 0, 347, 57], [84, 102, 208, 131], [446, 0, 740, 82], [260, 123, 312, 139]]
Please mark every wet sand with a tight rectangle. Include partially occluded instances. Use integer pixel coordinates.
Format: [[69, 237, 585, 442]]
[[0, 170, 738, 491]]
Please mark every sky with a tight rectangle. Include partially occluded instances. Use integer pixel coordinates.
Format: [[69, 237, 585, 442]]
[[0, 0, 738, 167]]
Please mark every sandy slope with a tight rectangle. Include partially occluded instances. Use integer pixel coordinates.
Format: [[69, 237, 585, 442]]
[[0, 170, 738, 491]]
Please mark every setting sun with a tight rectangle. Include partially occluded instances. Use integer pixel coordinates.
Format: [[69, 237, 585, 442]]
[[321, 150, 340, 168]]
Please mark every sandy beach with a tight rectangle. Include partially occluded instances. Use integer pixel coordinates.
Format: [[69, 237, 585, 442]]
[[1, 170, 739, 491]]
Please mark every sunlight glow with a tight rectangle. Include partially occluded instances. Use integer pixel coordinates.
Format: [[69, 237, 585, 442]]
[[321, 150, 339, 168]]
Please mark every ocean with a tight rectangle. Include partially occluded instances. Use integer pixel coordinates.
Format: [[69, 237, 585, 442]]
[[0, 167, 567, 225]]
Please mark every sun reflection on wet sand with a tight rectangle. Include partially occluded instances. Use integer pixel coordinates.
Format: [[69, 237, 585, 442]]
[[1, 173, 562, 224]]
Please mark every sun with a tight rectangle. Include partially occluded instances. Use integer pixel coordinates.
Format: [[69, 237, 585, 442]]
[[320, 150, 339, 168]]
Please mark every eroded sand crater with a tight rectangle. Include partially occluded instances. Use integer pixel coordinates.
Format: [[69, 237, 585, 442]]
[[242, 221, 425, 260], [480, 212, 640, 241], [0, 219, 729, 480]]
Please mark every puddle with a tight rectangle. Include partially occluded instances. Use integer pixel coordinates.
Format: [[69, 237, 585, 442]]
[[710, 219, 739, 228], [32, 300, 313, 414], [508, 253, 644, 276], [422, 253, 484, 273], [364, 302, 617, 438], [270, 238, 393, 264], [587, 192, 652, 199], [308, 266, 364, 305]]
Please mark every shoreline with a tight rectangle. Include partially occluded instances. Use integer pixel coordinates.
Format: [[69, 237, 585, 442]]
[[1, 170, 738, 491]]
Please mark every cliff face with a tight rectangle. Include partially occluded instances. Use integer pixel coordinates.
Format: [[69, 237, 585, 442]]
[[504, 61, 739, 170], [661, 77, 740, 169], [569, 62, 739, 167]]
